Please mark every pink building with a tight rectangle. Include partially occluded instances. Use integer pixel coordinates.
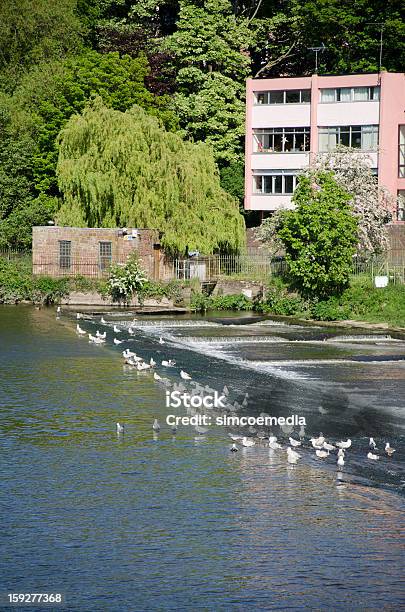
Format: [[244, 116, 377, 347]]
[[245, 72, 405, 221]]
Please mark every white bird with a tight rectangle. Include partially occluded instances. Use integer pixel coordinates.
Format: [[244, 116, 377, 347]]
[[116, 422, 124, 434], [289, 437, 301, 448], [367, 452, 379, 461], [76, 324, 86, 335], [310, 436, 325, 449], [287, 447, 301, 463], [89, 333, 105, 344], [154, 372, 162, 381], [101, 316, 107, 324], [336, 439, 352, 450], [369, 437, 377, 450], [159, 337, 165, 344], [162, 360, 176, 367], [150, 357, 156, 367], [137, 361, 151, 371], [152, 419, 160, 432], [323, 442, 336, 451], [337, 448, 345, 458], [229, 434, 243, 441], [76, 312, 82, 319], [195, 425, 209, 435], [180, 370, 192, 380], [269, 441, 282, 450], [113, 325, 121, 333], [318, 406, 328, 415], [57, 306, 61, 314], [337, 455, 345, 467], [316, 449, 329, 459], [96, 330, 106, 339], [268, 435, 278, 444], [114, 338, 124, 345], [385, 442, 396, 457], [242, 437, 255, 447], [230, 444, 238, 452], [128, 327, 135, 335]]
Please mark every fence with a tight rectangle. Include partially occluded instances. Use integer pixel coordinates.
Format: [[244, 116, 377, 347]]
[[0, 248, 31, 261], [31, 256, 129, 279]]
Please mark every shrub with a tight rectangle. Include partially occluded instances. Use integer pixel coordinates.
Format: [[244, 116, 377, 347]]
[[108, 254, 148, 303]]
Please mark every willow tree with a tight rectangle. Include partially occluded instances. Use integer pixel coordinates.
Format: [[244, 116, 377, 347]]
[[56, 98, 245, 255]]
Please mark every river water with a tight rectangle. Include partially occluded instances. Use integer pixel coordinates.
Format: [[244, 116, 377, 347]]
[[1, 306, 404, 611]]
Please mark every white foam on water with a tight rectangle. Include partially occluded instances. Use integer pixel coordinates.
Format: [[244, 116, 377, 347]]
[[326, 334, 401, 343], [119, 320, 223, 329]]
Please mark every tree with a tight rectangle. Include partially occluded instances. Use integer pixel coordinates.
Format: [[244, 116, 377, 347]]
[[278, 172, 358, 298], [11, 50, 178, 194], [309, 147, 392, 254], [56, 99, 245, 255]]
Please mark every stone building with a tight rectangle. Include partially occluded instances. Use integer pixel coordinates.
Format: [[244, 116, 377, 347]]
[[32, 226, 166, 279]]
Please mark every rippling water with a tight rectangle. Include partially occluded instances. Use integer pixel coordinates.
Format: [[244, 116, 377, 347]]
[[1, 306, 404, 611]]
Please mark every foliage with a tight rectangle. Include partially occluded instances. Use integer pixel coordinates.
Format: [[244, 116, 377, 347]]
[[56, 99, 245, 255], [0, 0, 85, 92], [108, 254, 148, 303], [254, 210, 287, 256], [0, 257, 68, 304], [220, 161, 245, 207], [309, 148, 392, 254], [11, 50, 178, 194], [277, 172, 359, 298]]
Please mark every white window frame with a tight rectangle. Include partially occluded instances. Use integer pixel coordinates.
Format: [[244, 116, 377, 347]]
[[318, 125, 378, 151], [253, 127, 311, 153], [253, 171, 298, 195], [254, 90, 311, 105], [319, 86, 380, 103]]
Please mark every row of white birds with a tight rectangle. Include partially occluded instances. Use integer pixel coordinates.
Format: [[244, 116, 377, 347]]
[[72, 310, 398, 469], [227, 432, 396, 466]]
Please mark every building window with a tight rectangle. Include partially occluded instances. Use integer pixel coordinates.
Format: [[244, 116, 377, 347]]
[[320, 86, 379, 103], [253, 172, 298, 195], [99, 241, 112, 270], [255, 90, 311, 105], [398, 191, 405, 221], [59, 240, 71, 270], [318, 125, 378, 151], [253, 128, 310, 153], [399, 126, 405, 178]]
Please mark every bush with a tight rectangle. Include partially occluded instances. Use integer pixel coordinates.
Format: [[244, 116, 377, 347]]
[[309, 298, 351, 321], [191, 292, 253, 312], [108, 254, 148, 303]]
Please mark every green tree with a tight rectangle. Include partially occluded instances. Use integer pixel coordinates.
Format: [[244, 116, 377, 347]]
[[56, 99, 245, 255], [278, 172, 358, 298], [12, 50, 178, 194]]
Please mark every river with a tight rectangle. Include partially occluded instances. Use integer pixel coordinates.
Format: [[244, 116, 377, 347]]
[[1, 305, 404, 610]]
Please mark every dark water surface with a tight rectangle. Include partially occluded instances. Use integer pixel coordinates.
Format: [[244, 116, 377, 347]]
[[1, 306, 404, 611]]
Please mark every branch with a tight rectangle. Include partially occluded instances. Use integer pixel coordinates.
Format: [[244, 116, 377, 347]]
[[254, 41, 296, 78], [247, 0, 263, 23]]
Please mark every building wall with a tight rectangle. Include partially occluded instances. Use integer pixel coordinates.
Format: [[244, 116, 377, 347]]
[[245, 72, 405, 218], [32, 226, 161, 279]]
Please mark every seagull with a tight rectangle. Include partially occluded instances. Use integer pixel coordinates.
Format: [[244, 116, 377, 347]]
[[242, 437, 255, 447], [114, 338, 124, 345], [229, 433, 243, 441], [230, 444, 238, 452], [116, 422, 124, 434], [367, 452, 379, 461], [152, 419, 160, 432], [336, 439, 352, 450], [195, 425, 209, 435], [289, 437, 301, 448], [287, 447, 301, 463], [113, 325, 121, 333], [96, 330, 106, 339], [162, 360, 176, 367], [385, 442, 396, 457], [269, 435, 278, 444], [128, 327, 135, 335], [310, 435, 325, 448], [269, 441, 282, 450], [154, 372, 162, 381], [150, 357, 156, 367], [337, 455, 345, 467], [323, 442, 336, 451], [101, 316, 107, 324], [137, 361, 151, 370], [159, 337, 165, 344], [180, 370, 192, 380], [76, 313, 82, 319], [337, 448, 345, 458], [76, 324, 86, 335], [369, 437, 378, 450], [318, 406, 328, 415], [316, 449, 329, 458], [56, 306, 61, 314], [89, 333, 105, 344]]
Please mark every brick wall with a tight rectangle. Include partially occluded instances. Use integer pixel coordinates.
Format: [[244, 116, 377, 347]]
[[32, 226, 161, 279]]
